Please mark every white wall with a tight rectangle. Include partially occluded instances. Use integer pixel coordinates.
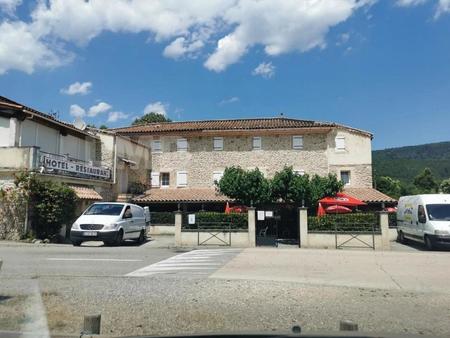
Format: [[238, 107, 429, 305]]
[[0, 117, 9, 146], [60, 134, 94, 161]]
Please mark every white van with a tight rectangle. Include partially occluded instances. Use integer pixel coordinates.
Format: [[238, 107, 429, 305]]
[[397, 194, 450, 250], [70, 202, 150, 246]]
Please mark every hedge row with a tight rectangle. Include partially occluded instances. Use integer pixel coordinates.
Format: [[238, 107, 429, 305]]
[[151, 212, 175, 225], [183, 212, 248, 230], [308, 213, 380, 232], [388, 213, 397, 228]]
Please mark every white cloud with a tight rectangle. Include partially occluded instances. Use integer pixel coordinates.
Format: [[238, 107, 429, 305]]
[[337, 32, 351, 46], [107, 111, 129, 123], [0, 21, 68, 75], [60, 81, 92, 95], [0, 0, 21, 14], [144, 101, 167, 116], [252, 62, 275, 79], [219, 96, 240, 105], [436, 0, 450, 17], [69, 104, 86, 118], [0, 0, 375, 75], [396, 0, 427, 6], [87, 101, 111, 117]]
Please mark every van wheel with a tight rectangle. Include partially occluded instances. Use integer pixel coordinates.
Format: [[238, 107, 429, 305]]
[[137, 230, 145, 244], [397, 231, 407, 244], [115, 230, 124, 246], [72, 241, 82, 247], [424, 235, 434, 250]]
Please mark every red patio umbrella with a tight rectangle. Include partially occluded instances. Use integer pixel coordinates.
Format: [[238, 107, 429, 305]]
[[319, 193, 366, 207], [317, 203, 326, 217], [325, 205, 352, 214], [224, 202, 231, 214]]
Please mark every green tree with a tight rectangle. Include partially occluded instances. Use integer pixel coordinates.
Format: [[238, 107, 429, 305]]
[[216, 166, 271, 206], [309, 174, 343, 208], [132, 112, 171, 125], [413, 168, 438, 193], [99, 124, 108, 129], [271, 166, 310, 204], [376, 176, 402, 199], [440, 179, 450, 193]]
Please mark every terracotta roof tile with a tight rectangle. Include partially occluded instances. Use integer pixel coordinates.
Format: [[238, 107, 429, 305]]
[[133, 188, 232, 203], [69, 186, 103, 200], [344, 188, 396, 203], [112, 117, 372, 137]]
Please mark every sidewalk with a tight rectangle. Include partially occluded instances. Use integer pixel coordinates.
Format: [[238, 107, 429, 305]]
[[212, 247, 450, 294]]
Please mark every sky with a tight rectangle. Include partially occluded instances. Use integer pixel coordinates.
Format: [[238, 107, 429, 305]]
[[1, 0, 450, 150]]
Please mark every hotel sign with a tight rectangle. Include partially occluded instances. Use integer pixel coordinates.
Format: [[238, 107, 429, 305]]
[[40, 153, 111, 179]]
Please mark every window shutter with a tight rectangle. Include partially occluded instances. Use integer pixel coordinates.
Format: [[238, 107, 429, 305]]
[[294, 169, 305, 176], [152, 140, 161, 152], [151, 172, 160, 187], [213, 137, 224, 151], [213, 171, 224, 183], [177, 138, 188, 151], [335, 136, 346, 150], [252, 136, 262, 150], [292, 136, 303, 149], [177, 171, 188, 187]]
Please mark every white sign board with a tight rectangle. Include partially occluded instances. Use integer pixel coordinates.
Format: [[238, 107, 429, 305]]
[[41, 154, 111, 179], [265, 211, 273, 218], [257, 210, 265, 221], [188, 214, 196, 225]]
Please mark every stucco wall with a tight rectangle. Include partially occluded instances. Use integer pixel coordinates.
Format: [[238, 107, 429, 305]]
[[0, 147, 34, 170]]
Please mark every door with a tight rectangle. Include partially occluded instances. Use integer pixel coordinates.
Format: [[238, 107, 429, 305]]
[[122, 206, 133, 238], [417, 205, 427, 238], [255, 209, 278, 246], [131, 205, 145, 238]]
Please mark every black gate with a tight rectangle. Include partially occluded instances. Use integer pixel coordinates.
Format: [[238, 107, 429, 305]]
[[197, 221, 232, 246], [256, 210, 279, 247]]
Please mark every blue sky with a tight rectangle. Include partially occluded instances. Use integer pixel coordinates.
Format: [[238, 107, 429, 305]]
[[1, 0, 450, 150]]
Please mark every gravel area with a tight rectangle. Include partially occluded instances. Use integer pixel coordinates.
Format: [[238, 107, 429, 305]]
[[1, 275, 450, 337]]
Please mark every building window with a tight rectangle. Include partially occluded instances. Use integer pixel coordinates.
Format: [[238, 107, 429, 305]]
[[335, 136, 346, 151], [292, 136, 303, 150], [151, 172, 160, 187], [213, 171, 224, 184], [252, 136, 262, 150], [160, 173, 170, 187], [213, 137, 224, 151], [152, 140, 162, 153], [294, 169, 305, 176], [177, 171, 188, 187], [177, 138, 188, 152], [340, 171, 350, 185]]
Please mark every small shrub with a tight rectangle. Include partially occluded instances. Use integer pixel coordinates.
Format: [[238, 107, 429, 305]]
[[183, 212, 248, 230], [151, 212, 175, 225], [128, 182, 146, 195], [388, 212, 397, 228], [308, 213, 379, 232]]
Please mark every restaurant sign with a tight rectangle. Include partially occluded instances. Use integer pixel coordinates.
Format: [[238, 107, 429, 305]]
[[40, 153, 111, 179]]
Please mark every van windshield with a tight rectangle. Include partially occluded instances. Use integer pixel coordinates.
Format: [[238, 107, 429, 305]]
[[84, 204, 124, 216], [426, 204, 450, 221]]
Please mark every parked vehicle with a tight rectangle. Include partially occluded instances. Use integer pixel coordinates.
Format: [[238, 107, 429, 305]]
[[70, 202, 150, 246], [397, 194, 450, 250]]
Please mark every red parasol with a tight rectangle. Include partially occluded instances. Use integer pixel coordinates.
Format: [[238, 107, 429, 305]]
[[319, 193, 366, 207], [317, 203, 326, 217], [325, 205, 352, 214], [225, 202, 231, 214]]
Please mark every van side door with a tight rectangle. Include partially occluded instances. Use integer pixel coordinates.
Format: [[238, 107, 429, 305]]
[[122, 206, 133, 239], [417, 205, 427, 238], [131, 205, 145, 238]]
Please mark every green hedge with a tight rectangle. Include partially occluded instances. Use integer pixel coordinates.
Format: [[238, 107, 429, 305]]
[[151, 212, 175, 225], [388, 212, 397, 228], [183, 212, 248, 230], [308, 213, 379, 233]]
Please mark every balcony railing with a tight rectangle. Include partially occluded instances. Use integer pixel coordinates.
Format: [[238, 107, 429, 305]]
[[38, 151, 112, 181]]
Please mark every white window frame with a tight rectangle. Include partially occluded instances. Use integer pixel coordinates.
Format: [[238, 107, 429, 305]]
[[294, 169, 305, 176], [177, 138, 188, 152], [213, 171, 224, 184], [160, 172, 170, 188], [213, 137, 224, 151], [151, 172, 160, 187], [292, 136, 304, 150], [335, 136, 346, 151], [177, 171, 188, 187], [340, 170, 351, 186], [152, 140, 162, 153], [252, 136, 262, 150]]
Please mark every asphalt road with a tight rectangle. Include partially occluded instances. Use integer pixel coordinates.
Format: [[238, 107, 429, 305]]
[[1, 240, 450, 337]]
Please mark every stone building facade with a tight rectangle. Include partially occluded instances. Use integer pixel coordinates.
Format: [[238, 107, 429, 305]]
[[113, 118, 390, 209]]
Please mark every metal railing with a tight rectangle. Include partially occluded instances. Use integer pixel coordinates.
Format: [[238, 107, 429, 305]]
[[196, 222, 232, 246]]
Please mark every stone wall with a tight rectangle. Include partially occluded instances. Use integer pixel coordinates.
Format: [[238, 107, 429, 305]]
[[135, 131, 373, 189]]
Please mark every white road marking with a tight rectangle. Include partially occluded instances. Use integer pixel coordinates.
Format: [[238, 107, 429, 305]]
[[46, 258, 142, 262], [126, 249, 240, 277]]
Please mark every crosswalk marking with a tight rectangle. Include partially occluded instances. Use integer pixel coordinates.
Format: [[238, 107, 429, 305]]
[[126, 249, 240, 277]]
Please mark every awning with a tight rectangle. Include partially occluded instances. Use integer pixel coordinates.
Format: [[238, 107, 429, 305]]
[[133, 188, 232, 203], [69, 186, 103, 200], [343, 188, 396, 204], [319, 193, 366, 207], [120, 158, 137, 166]]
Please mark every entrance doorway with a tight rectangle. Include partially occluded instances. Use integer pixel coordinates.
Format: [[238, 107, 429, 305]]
[[255, 206, 299, 247]]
